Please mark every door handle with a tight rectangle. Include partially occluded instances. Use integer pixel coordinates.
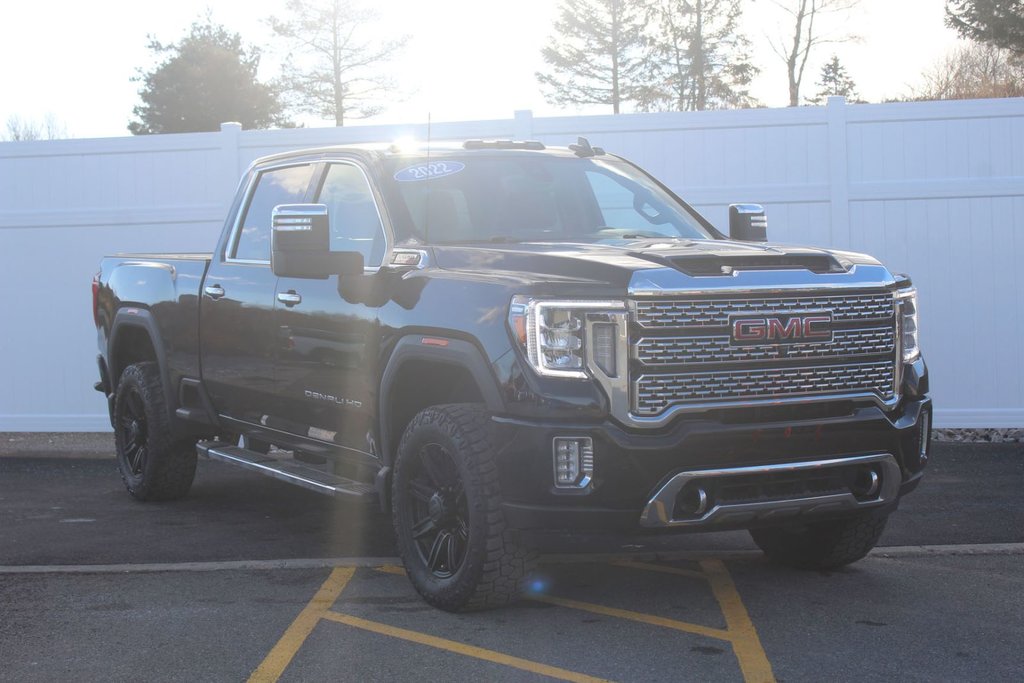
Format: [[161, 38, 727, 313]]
[[277, 291, 302, 307], [204, 284, 225, 300]]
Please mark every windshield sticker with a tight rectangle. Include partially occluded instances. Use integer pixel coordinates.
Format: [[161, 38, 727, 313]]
[[394, 161, 465, 182]]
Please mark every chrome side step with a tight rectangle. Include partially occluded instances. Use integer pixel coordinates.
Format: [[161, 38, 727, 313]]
[[197, 442, 376, 498]]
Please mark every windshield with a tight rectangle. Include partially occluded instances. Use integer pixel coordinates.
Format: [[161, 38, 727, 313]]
[[382, 154, 716, 244]]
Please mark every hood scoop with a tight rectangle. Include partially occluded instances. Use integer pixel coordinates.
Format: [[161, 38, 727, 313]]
[[667, 252, 847, 276], [630, 241, 848, 276]]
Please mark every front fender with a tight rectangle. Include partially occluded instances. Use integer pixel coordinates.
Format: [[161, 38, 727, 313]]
[[378, 335, 505, 462]]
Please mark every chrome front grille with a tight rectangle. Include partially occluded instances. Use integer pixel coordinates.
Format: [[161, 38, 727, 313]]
[[635, 292, 894, 328], [636, 327, 894, 365], [634, 361, 896, 416], [630, 290, 898, 417]]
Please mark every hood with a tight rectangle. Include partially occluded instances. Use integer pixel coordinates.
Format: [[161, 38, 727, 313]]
[[431, 238, 892, 293]]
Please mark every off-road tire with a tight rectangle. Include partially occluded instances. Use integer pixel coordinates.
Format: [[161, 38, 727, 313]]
[[113, 362, 197, 501], [750, 509, 890, 570], [392, 403, 536, 612]]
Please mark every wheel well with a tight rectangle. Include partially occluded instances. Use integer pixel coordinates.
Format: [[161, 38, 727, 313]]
[[386, 360, 485, 463], [111, 325, 157, 384]]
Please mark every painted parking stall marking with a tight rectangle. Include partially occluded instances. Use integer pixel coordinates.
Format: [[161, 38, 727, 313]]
[[250, 560, 776, 683]]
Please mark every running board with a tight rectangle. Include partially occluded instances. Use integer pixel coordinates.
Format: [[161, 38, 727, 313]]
[[196, 442, 376, 498]]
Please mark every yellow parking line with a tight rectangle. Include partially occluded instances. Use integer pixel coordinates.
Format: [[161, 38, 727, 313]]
[[248, 567, 355, 683], [700, 559, 776, 683], [529, 593, 732, 641], [374, 561, 774, 682], [321, 611, 610, 683]]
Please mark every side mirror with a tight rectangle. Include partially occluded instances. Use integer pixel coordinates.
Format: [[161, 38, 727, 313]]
[[728, 204, 768, 242], [271, 204, 364, 278]]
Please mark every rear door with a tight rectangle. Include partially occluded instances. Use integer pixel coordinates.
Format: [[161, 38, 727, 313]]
[[200, 162, 316, 426], [271, 159, 390, 456]]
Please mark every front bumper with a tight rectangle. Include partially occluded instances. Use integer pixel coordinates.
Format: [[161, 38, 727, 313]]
[[493, 396, 931, 532]]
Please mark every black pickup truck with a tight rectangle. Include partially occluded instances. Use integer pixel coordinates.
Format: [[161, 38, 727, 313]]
[[93, 139, 931, 611]]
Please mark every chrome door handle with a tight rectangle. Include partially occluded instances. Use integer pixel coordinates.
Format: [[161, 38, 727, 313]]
[[204, 284, 225, 300], [277, 291, 302, 307]]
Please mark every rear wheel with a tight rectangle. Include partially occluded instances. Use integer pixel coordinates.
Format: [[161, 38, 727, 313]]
[[392, 404, 536, 611], [113, 362, 196, 501], [750, 509, 890, 570]]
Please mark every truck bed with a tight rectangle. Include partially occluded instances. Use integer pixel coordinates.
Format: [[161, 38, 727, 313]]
[[97, 253, 213, 402]]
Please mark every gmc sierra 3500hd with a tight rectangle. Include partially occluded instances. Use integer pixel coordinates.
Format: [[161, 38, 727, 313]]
[[93, 138, 931, 611]]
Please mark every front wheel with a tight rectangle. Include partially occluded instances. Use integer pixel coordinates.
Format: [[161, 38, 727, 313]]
[[392, 404, 535, 611], [750, 509, 890, 570], [113, 362, 196, 501]]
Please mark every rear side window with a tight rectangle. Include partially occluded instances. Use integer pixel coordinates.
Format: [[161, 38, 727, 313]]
[[233, 164, 315, 262], [316, 163, 387, 267]]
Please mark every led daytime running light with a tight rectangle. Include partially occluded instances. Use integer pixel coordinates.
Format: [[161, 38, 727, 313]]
[[509, 297, 625, 378], [896, 287, 920, 363]]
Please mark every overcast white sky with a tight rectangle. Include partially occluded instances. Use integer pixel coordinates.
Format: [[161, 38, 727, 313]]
[[0, 0, 964, 139]]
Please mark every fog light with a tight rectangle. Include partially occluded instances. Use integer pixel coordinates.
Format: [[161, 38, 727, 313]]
[[553, 437, 594, 488]]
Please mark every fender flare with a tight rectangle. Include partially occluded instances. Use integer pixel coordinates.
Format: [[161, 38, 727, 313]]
[[378, 335, 505, 467], [108, 308, 176, 424]]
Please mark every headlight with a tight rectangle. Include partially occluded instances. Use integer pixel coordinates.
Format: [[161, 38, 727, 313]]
[[508, 297, 626, 378], [896, 287, 920, 363]]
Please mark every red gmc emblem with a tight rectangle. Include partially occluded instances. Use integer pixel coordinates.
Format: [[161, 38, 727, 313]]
[[729, 312, 833, 345]]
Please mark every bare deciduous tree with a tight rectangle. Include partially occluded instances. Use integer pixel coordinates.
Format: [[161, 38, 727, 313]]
[[769, 0, 861, 106], [640, 0, 758, 111], [907, 42, 1024, 101], [268, 0, 409, 126], [3, 114, 68, 141]]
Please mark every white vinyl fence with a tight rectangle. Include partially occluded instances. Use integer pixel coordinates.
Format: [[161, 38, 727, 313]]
[[1, 96, 1022, 431]]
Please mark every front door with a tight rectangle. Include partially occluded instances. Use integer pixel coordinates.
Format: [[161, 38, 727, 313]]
[[200, 162, 316, 426], [272, 160, 390, 457]]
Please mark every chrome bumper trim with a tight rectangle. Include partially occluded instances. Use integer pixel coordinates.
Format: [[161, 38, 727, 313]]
[[639, 453, 901, 528]]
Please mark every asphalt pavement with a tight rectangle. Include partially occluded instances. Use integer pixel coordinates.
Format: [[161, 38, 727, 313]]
[[0, 439, 1021, 682]]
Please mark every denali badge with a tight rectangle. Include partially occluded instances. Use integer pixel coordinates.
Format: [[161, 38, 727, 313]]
[[304, 390, 363, 408], [729, 312, 833, 345]]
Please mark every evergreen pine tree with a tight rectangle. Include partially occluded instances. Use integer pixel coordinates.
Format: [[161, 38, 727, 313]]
[[536, 0, 651, 114], [129, 20, 287, 135], [808, 55, 859, 104]]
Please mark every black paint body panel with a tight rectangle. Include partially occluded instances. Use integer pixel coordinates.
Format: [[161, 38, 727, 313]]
[[94, 143, 932, 533]]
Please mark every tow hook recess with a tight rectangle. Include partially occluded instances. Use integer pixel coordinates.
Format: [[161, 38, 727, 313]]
[[678, 484, 710, 517]]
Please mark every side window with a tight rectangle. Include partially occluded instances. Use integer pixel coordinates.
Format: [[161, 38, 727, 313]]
[[233, 164, 315, 262], [585, 171, 677, 236], [317, 163, 386, 266]]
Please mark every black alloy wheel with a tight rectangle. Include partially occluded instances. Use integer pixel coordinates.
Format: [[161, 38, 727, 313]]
[[392, 404, 536, 612], [113, 363, 197, 501], [118, 386, 149, 476], [406, 443, 470, 579]]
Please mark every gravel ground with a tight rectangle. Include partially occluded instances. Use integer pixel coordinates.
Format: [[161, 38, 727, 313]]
[[933, 428, 1024, 443], [0, 432, 114, 458]]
